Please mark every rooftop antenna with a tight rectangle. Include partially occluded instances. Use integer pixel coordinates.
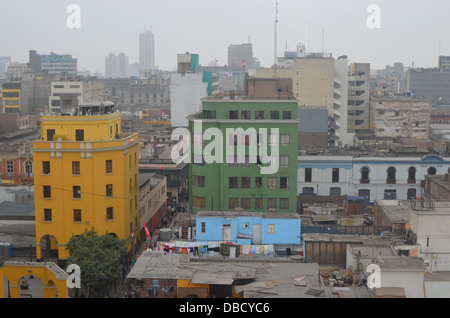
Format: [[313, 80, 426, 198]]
[[308, 18, 311, 54], [274, 0, 278, 67], [322, 26, 324, 55]]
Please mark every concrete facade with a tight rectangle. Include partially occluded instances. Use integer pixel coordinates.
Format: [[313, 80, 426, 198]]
[[407, 68, 450, 104], [370, 95, 430, 139], [170, 73, 207, 127], [228, 43, 252, 69], [348, 63, 370, 131]]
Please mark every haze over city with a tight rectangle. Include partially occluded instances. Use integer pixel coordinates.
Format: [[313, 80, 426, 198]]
[[1, 0, 449, 74]]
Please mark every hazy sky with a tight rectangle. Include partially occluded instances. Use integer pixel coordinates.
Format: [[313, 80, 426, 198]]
[[1, 0, 449, 74]]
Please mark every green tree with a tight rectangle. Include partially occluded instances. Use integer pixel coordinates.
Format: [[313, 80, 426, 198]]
[[66, 228, 128, 297]]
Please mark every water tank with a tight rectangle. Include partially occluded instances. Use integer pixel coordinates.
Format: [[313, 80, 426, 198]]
[[159, 228, 172, 242], [0, 242, 12, 259]]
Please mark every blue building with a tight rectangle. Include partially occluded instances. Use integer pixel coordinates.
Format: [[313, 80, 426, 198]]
[[29, 50, 77, 76], [195, 211, 301, 247]]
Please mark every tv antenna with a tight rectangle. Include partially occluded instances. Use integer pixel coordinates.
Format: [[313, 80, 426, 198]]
[[274, 0, 278, 66]]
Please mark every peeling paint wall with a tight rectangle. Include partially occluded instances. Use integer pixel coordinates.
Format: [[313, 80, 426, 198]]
[[371, 96, 430, 139]]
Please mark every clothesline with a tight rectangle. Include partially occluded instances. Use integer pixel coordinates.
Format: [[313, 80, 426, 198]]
[[156, 241, 275, 256]]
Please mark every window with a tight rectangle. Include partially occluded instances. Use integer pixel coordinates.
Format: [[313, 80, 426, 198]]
[[280, 198, 289, 210], [229, 198, 238, 209], [73, 186, 81, 199], [25, 161, 33, 177], [47, 129, 55, 141], [267, 198, 276, 209], [229, 110, 238, 119], [427, 167, 437, 175], [73, 209, 82, 222], [241, 155, 250, 167], [241, 198, 251, 210], [203, 110, 216, 119], [193, 196, 205, 208], [280, 134, 290, 146], [44, 209, 52, 222], [280, 177, 289, 189], [384, 189, 397, 200], [332, 168, 339, 183], [255, 111, 264, 119], [75, 129, 84, 141], [268, 177, 277, 189], [268, 134, 278, 146], [358, 189, 370, 202], [305, 168, 312, 182], [72, 161, 80, 175], [229, 134, 238, 146], [387, 166, 396, 184], [241, 111, 251, 119], [407, 188, 417, 200], [228, 155, 239, 167], [43, 161, 51, 175], [201, 222, 206, 233], [270, 111, 279, 119], [6, 161, 13, 175], [255, 198, 263, 209], [43, 186, 51, 198], [303, 187, 314, 195], [267, 224, 275, 234], [330, 187, 341, 196], [408, 167, 416, 183], [106, 184, 113, 197], [360, 167, 370, 183], [107, 207, 114, 220], [282, 111, 292, 119], [229, 177, 238, 189], [280, 156, 290, 168], [241, 177, 250, 188], [193, 175, 205, 188], [255, 177, 263, 187]]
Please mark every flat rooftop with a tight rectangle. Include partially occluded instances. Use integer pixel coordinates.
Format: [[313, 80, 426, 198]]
[[196, 211, 300, 219], [127, 250, 324, 298]]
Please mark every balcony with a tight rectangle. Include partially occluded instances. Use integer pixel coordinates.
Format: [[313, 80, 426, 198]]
[[360, 179, 370, 184], [333, 109, 341, 119]]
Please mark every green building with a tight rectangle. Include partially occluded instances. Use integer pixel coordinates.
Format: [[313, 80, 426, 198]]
[[187, 94, 298, 214]]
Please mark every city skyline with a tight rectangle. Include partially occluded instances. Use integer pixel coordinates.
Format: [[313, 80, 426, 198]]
[[0, 0, 449, 74]]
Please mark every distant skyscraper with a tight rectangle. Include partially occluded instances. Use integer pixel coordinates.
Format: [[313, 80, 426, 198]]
[[139, 30, 155, 73], [228, 43, 252, 69], [105, 53, 129, 78]]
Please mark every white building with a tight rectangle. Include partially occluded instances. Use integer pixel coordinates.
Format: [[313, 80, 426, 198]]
[[170, 73, 207, 127], [298, 155, 450, 201], [48, 82, 83, 114], [408, 200, 450, 272]]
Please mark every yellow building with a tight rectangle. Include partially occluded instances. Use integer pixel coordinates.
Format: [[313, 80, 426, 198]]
[[1, 82, 21, 113], [33, 102, 140, 261]]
